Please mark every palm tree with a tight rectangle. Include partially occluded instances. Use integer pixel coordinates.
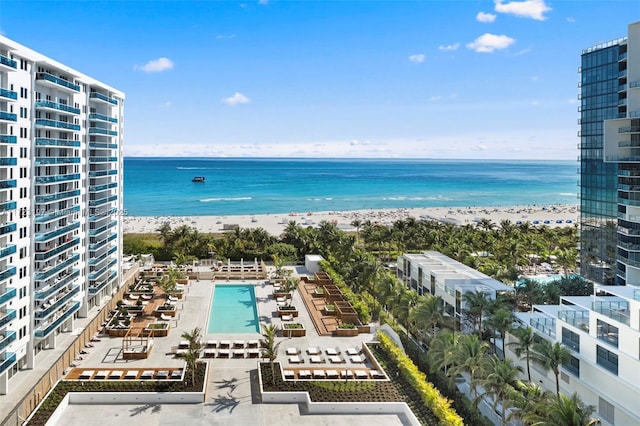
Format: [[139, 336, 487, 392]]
[[529, 392, 600, 426], [427, 329, 460, 376], [451, 334, 489, 403], [260, 323, 281, 385], [508, 326, 535, 382], [530, 340, 571, 396], [350, 219, 362, 244], [282, 276, 298, 307], [507, 381, 547, 424], [479, 355, 523, 426], [516, 278, 544, 311], [488, 308, 515, 358], [181, 327, 202, 385], [462, 290, 492, 337], [409, 295, 452, 342]]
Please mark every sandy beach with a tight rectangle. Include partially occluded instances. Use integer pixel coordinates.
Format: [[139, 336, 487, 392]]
[[123, 204, 578, 235]]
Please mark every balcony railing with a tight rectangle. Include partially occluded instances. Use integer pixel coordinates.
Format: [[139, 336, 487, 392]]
[[36, 73, 80, 92], [0, 111, 17, 122], [34, 285, 80, 319], [34, 253, 80, 282], [34, 221, 80, 242], [619, 126, 640, 134], [0, 223, 16, 236], [0, 352, 16, 374], [0, 331, 16, 352], [35, 238, 79, 262], [34, 301, 80, 338], [88, 142, 118, 150], [34, 101, 80, 115], [88, 169, 117, 178], [0, 135, 17, 144], [88, 270, 117, 295], [89, 92, 118, 105], [530, 317, 556, 339], [88, 245, 117, 265], [35, 138, 81, 148], [0, 55, 17, 69], [0, 201, 16, 212], [0, 158, 17, 166], [34, 270, 80, 299], [34, 157, 80, 165], [0, 310, 16, 328], [0, 88, 17, 101], [0, 245, 16, 260], [35, 173, 81, 185], [592, 301, 630, 326], [0, 267, 16, 283], [88, 128, 118, 137], [35, 189, 81, 204], [88, 156, 118, 163], [617, 240, 640, 251], [35, 206, 81, 224], [89, 220, 117, 237], [89, 232, 117, 250], [89, 182, 118, 192], [89, 195, 117, 207], [0, 179, 17, 189], [35, 119, 81, 131], [88, 113, 118, 123], [0, 287, 16, 305], [89, 258, 117, 281]]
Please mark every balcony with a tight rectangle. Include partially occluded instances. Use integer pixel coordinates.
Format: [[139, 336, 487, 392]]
[[0, 158, 17, 166], [34, 270, 80, 299], [34, 285, 80, 319], [88, 128, 118, 137], [0, 245, 16, 260], [0, 287, 16, 306], [34, 157, 80, 165], [0, 223, 16, 236], [89, 182, 118, 192], [34, 206, 80, 224], [618, 225, 640, 236], [36, 73, 80, 92], [0, 112, 17, 122], [0, 88, 17, 101], [34, 253, 80, 282], [618, 240, 640, 251], [0, 55, 17, 70], [89, 156, 117, 163], [35, 238, 79, 261], [0, 267, 15, 283], [0, 352, 16, 375], [89, 92, 118, 105], [89, 194, 117, 207], [89, 258, 117, 281], [88, 169, 117, 178], [0, 201, 16, 213], [88, 245, 117, 265], [0, 179, 16, 189], [592, 300, 630, 326], [619, 69, 628, 78], [35, 189, 81, 204], [88, 142, 117, 150], [89, 232, 117, 250], [34, 100, 80, 115], [619, 126, 640, 134], [34, 221, 80, 242], [35, 138, 80, 148], [34, 301, 80, 339], [89, 270, 117, 295], [88, 113, 118, 123], [89, 220, 117, 237], [0, 331, 16, 352], [35, 173, 80, 185], [35, 119, 81, 132], [0, 135, 16, 144], [0, 310, 16, 328], [530, 317, 556, 339]]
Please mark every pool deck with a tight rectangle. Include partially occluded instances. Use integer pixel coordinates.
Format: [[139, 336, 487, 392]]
[[43, 267, 407, 425]]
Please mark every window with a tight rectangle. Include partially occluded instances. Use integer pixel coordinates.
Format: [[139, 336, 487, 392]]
[[599, 397, 615, 424], [562, 327, 580, 352], [597, 319, 618, 347], [563, 354, 580, 377], [596, 345, 618, 375]]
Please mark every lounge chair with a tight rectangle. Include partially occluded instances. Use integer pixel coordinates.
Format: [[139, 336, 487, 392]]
[[178, 340, 189, 348], [325, 347, 340, 356], [217, 349, 230, 358], [288, 355, 303, 364], [312, 370, 326, 379], [354, 370, 368, 379], [79, 370, 95, 379], [345, 347, 359, 356], [124, 370, 139, 379], [140, 370, 155, 379], [206, 340, 217, 348], [170, 370, 183, 380], [298, 370, 312, 379], [281, 314, 293, 321], [350, 355, 366, 363], [306, 347, 320, 355], [203, 349, 216, 358], [160, 313, 172, 321], [128, 294, 139, 300], [310, 355, 325, 364], [140, 294, 153, 300], [328, 355, 345, 364], [233, 340, 245, 348], [156, 370, 170, 379], [109, 370, 124, 380], [326, 370, 339, 379], [283, 370, 295, 379], [340, 370, 353, 379], [285, 347, 300, 355]]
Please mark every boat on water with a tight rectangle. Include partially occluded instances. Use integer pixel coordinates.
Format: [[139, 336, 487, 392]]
[[192, 176, 205, 183]]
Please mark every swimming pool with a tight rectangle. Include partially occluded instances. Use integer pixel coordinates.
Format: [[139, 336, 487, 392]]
[[518, 274, 579, 285], [208, 284, 260, 334]]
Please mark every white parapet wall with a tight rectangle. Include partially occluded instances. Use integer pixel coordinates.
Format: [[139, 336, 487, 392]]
[[69, 391, 204, 404]]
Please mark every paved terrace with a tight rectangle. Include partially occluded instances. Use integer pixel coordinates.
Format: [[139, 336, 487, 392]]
[[39, 267, 409, 425]]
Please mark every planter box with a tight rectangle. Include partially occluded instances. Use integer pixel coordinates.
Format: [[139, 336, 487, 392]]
[[335, 327, 359, 337], [176, 278, 189, 285], [272, 291, 289, 299], [155, 308, 177, 317], [357, 324, 371, 334], [313, 289, 326, 297], [281, 324, 306, 337], [107, 327, 130, 337], [277, 307, 299, 317], [145, 323, 170, 337]]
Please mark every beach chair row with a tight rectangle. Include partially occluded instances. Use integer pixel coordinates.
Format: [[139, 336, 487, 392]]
[[200, 348, 263, 359], [77, 369, 183, 381], [282, 369, 386, 380], [203, 339, 260, 349]]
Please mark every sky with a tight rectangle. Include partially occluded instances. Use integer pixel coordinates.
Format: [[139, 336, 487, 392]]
[[0, 0, 638, 159]]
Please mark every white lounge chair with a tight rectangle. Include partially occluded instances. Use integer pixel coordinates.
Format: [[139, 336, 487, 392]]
[[285, 347, 300, 355], [288, 355, 303, 364], [306, 347, 320, 355], [160, 313, 172, 321], [281, 315, 293, 321]]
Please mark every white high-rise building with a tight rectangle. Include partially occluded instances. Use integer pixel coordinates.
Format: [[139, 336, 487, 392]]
[[0, 36, 124, 394]]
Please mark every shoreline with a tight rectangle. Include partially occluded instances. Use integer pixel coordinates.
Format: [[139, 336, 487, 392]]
[[123, 204, 578, 236]]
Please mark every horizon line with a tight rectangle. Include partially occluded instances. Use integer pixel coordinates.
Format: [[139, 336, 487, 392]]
[[123, 156, 576, 162]]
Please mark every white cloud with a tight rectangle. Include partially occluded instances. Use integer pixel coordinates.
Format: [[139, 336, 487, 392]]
[[349, 139, 370, 146], [216, 34, 237, 40], [222, 92, 251, 106], [438, 43, 460, 52], [408, 54, 425, 63], [135, 57, 174, 73], [160, 101, 172, 109], [566, 17, 575, 23], [477, 12, 497, 23], [494, 0, 551, 21], [531, 75, 539, 81], [466, 33, 515, 53]]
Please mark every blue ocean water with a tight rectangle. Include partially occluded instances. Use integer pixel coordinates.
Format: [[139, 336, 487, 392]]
[[123, 158, 577, 216]]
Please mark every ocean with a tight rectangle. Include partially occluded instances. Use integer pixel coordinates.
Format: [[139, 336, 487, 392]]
[[123, 158, 577, 216]]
